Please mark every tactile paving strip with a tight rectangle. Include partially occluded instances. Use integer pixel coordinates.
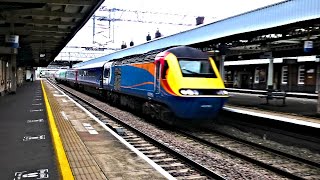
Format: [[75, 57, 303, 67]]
[[43, 82, 107, 180]]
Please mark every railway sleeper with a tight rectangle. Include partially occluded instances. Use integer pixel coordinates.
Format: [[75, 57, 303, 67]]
[[122, 136, 139, 140], [167, 168, 192, 174], [130, 143, 151, 147], [139, 150, 162, 155], [176, 175, 208, 180], [170, 172, 202, 179], [125, 140, 146, 144], [153, 158, 177, 163], [146, 153, 167, 158], [136, 147, 159, 151], [161, 163, 185, 169]]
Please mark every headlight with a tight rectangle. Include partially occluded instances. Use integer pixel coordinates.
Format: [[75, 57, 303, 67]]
[[217, 90, 228, 95], [193, 90, 199, 95], [180, 89, 187, 95], [186, 89, 194, 95], [222, 90, 228, 95], [180, 89, 199, 96]]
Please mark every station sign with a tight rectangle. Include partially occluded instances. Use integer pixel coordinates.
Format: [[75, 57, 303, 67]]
[[304, 41, 313, 53], [5, 35, 19, 43], [259, 51, 272, 59], [84, 47, 105, 51], [5, 35, 19, 48], [283, 58, 297, 64]]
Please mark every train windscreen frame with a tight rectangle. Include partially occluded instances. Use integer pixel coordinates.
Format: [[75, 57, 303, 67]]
[[178, 58, 217, 78]]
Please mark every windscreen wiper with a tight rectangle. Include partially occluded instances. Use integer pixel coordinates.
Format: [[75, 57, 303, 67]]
[[182, 68, 199, 74]]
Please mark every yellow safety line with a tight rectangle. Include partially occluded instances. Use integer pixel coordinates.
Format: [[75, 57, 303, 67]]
[[41, 80, 74, 180]]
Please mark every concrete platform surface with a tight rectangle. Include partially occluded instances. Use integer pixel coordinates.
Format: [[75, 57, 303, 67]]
[[43, 80, 167, 180], [226, 92, 320, 127], [0, 81, 59, 179]]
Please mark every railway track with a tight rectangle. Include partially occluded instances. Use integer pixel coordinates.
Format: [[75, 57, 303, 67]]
[[49, 80, 225, 180], [177, 129, 320, 180], [49, 79, 320, 179]]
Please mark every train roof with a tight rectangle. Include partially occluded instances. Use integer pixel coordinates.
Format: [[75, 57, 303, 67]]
[[56, 69, 68, 73], [166, 46, 208, 59], [72, 43, 176, 68], [73, 0, 320, 68], [74, 61, 107, 69]]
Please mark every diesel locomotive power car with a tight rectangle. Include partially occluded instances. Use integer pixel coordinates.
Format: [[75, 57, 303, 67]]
[[59, 46, 229, 123]]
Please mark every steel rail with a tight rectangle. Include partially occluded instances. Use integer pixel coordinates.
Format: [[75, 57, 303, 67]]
[[177, 129, 315, 180], [211, 128, 320, 168], [52, 80, 227, 180]]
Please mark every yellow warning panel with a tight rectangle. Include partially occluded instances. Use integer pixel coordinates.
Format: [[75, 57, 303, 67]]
[[41, 80, 74, 180]]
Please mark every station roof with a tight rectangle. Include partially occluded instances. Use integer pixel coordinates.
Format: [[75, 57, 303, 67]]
[[75, 0, 320, 68], [0, 0, 104, 67]]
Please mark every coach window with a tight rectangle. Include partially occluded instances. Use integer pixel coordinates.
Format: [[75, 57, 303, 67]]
[[254, 68, 259, 83], [161, 61, 169, 79], [259, 69, 266, 82], [298, 65, 305, 84], [281, 66, 288, 84], [104, 68, 110, 78]]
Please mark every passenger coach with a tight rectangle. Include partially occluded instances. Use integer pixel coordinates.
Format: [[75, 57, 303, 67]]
[[67, 45, 228, 123]]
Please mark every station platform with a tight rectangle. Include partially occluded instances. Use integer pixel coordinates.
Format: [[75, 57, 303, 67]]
[[225, 90, 320, 129], [0, 80, 169, 180], [0, 81, 58, 179], [2, 81, 319, 179]]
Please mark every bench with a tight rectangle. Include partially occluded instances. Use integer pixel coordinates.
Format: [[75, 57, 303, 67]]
[[259, 90, 286, 106]]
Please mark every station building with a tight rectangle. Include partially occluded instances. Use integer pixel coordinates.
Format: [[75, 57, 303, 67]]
[[224, 55, 320, 93]]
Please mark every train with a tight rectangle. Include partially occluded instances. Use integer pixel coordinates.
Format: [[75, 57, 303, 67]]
[[55, 46, 229, 123]]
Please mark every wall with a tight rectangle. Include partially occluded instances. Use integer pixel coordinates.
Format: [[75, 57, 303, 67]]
[[17, 67, 24, 87], [26, 70, 32, 81], [0, 59, 3, 95], [0, 55, 9, 95], [226, 62, 318, 93]]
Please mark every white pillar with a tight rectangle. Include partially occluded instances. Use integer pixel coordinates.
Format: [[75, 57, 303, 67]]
[[92, 14, 95, 44], [9, 52, 17, 93], [317, 91, 320, 114], [316, 57, 320, 114], [316, 61, 320, 93], [219, 55, 225, 81], [267, 58, 274, 90]]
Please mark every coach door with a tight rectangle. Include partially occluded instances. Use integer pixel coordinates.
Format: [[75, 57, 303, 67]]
[[103, 68, 110, 85], [154, 61, 161, 94], [103, 62, 112, 87]]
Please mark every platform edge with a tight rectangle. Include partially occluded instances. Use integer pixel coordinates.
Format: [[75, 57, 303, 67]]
[[41, 80, 74, 180]]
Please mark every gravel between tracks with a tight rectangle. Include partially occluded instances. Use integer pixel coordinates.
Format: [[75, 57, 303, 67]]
[[211, 124, 320, 164], [63, 85, 288, 180]]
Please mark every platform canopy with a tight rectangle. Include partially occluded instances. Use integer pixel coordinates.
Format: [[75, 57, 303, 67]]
[[74, 0, 320, 68], [0, 0, 104, 67]]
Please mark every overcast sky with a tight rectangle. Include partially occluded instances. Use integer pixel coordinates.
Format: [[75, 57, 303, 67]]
[[56, 0, 285, 60]]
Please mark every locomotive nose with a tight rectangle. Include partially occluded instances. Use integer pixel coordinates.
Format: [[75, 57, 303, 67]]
[[169, 97, 228, 120]]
